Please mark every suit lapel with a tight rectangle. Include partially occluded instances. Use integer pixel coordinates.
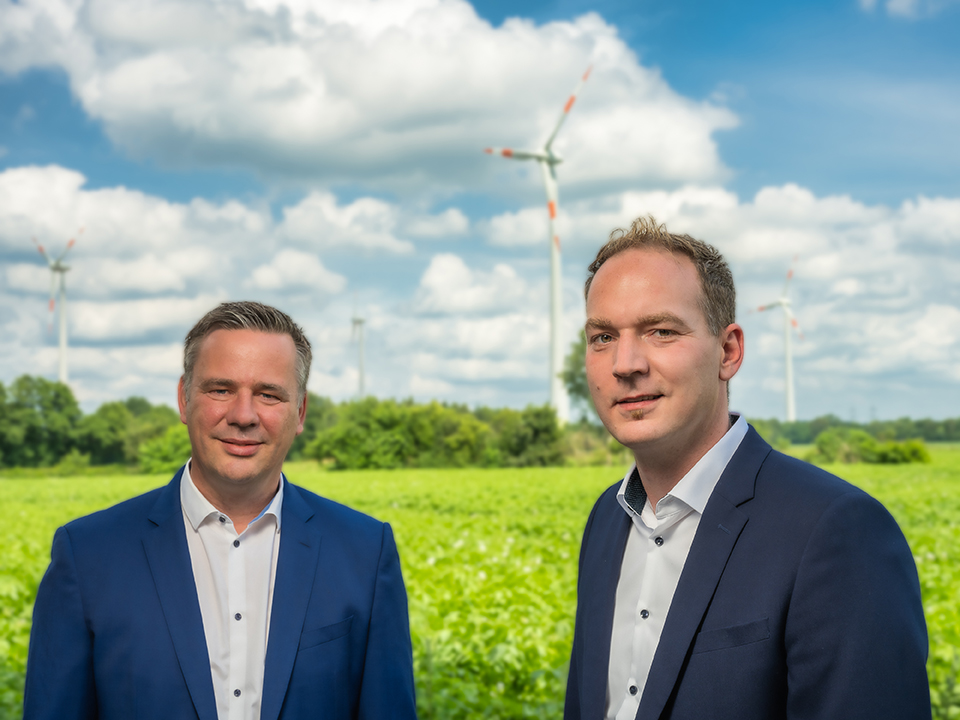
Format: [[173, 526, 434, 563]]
[[260, 479, 323, 720], [142, 469, 219, 720], [636, 429, 771, 720], [581, 490, 633, 716]]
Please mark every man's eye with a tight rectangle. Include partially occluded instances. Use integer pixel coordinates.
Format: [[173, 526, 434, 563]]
[[654, 329, 675, 338], [592, 333, 613, 344]]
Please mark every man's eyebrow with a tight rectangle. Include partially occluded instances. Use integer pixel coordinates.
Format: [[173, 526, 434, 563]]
[[585, 317, 615, 331], [199, 378, 236, 389], [585, 313, 692, 331], [639, 312, 691, 330]]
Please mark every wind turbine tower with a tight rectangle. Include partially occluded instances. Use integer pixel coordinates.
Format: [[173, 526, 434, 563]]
[[34, 229, 82, 385], [756, 258, 803, 422], [351, 312, 366, 397], [485, 67, 591, 424]]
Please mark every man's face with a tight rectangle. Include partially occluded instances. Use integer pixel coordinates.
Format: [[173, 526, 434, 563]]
[[585, 247, 742, 462], [178, 328, 306, 497]]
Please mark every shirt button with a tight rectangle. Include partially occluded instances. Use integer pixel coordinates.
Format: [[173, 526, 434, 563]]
[[235, 613, 242, 621], [233, 540, 240, 547], [219, 516, 226, 524], [640, 609, 650, 619], [629, 685, 638, 696], [234, 689, 241, 697], [654, 536, 664, 546]]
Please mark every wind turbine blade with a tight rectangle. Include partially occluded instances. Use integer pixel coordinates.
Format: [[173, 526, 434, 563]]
[[544, 66, 591, 153], [33, 237, 53, 265], [484, 147, 544, 161], [56, 228, 82, 262], [782, 254, 799, 297]]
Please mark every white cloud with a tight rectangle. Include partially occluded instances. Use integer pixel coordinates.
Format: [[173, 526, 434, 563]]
[[279, 191, 413, 254], [70, 295, 225, 341], [247, 249, 347, 292], [858, 0, 960, 16], [402, 208, 469, 239], [0, 0, 735, 195], [414, 253, 536, 315], [484, 207, 550, 247], [408, 373, 455, 396]]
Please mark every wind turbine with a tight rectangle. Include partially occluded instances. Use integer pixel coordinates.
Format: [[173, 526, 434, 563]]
[[756, 257, 803, 422], [485, 67, 591, 424], [33, 229, 82, 385], [351, 311, 366, 398]]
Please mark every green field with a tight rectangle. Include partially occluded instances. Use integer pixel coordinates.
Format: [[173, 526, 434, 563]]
[[2, 448, 959, 719]]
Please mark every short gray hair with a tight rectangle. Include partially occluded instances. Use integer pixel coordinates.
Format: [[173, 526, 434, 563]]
[[182, 301, 312, 401]]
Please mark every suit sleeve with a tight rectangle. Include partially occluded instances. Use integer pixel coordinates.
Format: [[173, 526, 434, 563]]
[[24, 527, 97, 720], [357, 522, 417, 720], [785, 491, 931, 720]]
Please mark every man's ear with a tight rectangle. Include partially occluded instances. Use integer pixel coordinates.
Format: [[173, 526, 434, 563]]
[[177, 376, 189, 424], [296, 393, 308, 435], [719, 323, 745, 382]]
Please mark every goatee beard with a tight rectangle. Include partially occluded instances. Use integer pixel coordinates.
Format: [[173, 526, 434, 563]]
[[629, 409, 644, 420]]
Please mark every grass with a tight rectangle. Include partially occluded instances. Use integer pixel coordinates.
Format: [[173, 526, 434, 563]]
[[1, 446, 958, 718]]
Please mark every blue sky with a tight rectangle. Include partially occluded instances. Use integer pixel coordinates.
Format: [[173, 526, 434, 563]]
[[1, 0, 959, 421]]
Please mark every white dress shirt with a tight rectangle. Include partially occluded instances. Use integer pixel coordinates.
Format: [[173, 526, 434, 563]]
[[605, 415, 748, 720], [180, 462, 283, 720]]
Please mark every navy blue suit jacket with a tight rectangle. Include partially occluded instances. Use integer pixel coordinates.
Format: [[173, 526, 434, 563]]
[[24, 469, 417, 720], [564, 427, 930, 720]]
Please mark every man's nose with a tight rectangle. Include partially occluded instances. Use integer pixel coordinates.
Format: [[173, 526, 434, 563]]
[[226, 391, 259, 427], [612, 335, 649, 378]]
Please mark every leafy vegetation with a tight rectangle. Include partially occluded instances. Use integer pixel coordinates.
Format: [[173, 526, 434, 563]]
[[807, 427, 931, 464], [306, 398, 564, 470], [2, 448, 959, 718]]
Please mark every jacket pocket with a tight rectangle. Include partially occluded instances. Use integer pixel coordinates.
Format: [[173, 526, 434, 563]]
[[692, 618, 770, 654], [298, 616, 354, 651]]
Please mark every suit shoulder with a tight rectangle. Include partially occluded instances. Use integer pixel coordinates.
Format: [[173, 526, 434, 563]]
[[756, 448, 890, 519], [61, 484, 168, 537]]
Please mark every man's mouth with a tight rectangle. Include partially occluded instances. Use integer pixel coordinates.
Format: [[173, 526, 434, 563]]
[[219, 438, 263, 456], [616, 394, 662, 407]]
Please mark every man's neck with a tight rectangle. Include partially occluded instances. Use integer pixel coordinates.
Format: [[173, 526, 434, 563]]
[[190, 466, 281, 534], [632, 413, 733, 508]]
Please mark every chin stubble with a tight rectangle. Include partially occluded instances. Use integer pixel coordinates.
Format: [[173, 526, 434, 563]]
[[629, 409, 644, 421]]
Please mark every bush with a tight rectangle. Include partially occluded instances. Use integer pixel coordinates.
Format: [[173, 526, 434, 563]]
[[807, 427, 931, 464], [139, 425, 192, 474], [307, 399, 499, 470]]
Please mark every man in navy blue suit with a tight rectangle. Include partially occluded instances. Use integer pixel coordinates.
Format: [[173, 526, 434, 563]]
[[564, 217, 930, 720], [25, 301, 417, 720]]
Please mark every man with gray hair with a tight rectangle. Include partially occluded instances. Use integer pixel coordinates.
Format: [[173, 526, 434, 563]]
[[26, 301, 417, 720]]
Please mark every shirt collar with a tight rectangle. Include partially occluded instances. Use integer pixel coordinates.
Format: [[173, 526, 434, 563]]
[[616, 413, 748, 519], [180, 460, 284, 532]]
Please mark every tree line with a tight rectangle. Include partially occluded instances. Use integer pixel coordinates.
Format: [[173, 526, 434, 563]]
[[0, 374, 949, 472], [0, 375, 568, 472]]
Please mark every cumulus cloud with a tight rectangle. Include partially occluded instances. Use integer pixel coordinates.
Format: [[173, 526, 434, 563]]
[[279, 191, 413, 254], [402, 208, 469, 239], [247, 249, 347, 292], [414, 253, 538, 315], [0, 0, 735, 195], [864, 0, 960, 17]]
